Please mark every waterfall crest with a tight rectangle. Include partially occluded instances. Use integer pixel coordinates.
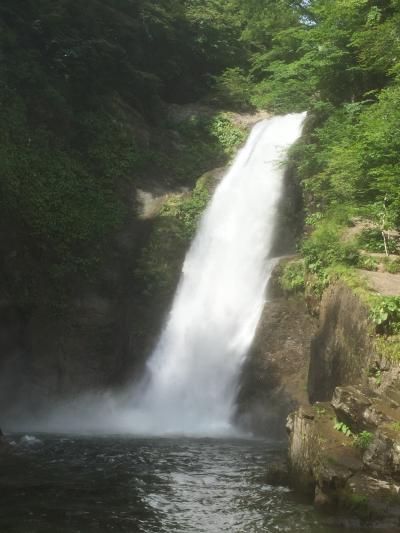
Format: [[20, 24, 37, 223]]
[[130, 113, 306, 435]]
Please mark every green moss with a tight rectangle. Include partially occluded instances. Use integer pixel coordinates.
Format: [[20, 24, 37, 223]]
[[389, 422, 400, 432], [134, 173, 214, 300], [280, 259, 306, 293], [341, 491, 370, 512], [160, 178, 212, 240], [313, 404, 327, 416]]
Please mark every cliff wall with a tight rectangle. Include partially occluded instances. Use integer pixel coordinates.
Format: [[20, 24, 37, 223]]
[[286, 281, 400, 526]]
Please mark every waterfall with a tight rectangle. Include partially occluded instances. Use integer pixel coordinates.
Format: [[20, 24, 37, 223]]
[[129, 113, 306, 435], [14, 113, 306, 435]]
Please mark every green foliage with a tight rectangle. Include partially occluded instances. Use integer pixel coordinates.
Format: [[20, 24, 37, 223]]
[[334, 420, 353, 438], [209, 113, 246, 157], [0, 0, 252, 309], [358, 229, 398, 255], [353, 431, 373, 451], [151, 111, 245, 186], [134, 216, 187, 298], [314, 404, 327, 416], [301, 220, 359, 274], [211, 68, 253, 110], [390, 422, 400, 432], [135, 174, 212, 299], [305, 212, 323, 227], [368, 366, 382, 386], [0, 94, 136, 306], [357, 255, 378, 272], [160, 179, 211, 240], [2, 0, 400, 317], [280, 259, 305, 293], [375, 335, 400, 362], [334, 422, 374, 452], [370, 297, 400, 335], [384, 257, 400, 274]]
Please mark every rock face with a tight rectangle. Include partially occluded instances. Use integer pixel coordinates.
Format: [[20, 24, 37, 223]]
[[286, 401, 400, 524], [0, 165, 223, 423], [308, 283, 375, 403], [287, 281, 400, 525], [0, 218, 152, 415], [235, 262, 317, 438], [364, 428, 400, 480]]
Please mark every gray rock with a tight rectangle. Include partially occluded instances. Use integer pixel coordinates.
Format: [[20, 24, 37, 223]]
[[308, 283, 375, 403], [342, 472, 400, 521], [331, 386, 373, 432], [363, 429, 400, 481]]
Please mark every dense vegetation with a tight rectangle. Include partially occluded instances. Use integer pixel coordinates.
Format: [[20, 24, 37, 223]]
[[2, 0, 400, 342], [0, 0, 247, 309]]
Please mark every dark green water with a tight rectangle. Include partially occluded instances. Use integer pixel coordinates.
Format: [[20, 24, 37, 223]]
[[0, 435, 383, 532]]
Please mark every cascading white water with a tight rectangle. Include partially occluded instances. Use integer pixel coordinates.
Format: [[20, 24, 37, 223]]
[[16, 113, 306, 435], [129, 113, 306, 435]]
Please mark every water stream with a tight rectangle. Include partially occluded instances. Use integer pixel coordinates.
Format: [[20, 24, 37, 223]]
[[129, 113, 306, 435]]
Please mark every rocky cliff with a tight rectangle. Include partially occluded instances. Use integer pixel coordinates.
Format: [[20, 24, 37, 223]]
[[235, 264, 317, 439], [286, 281, 400, 526]]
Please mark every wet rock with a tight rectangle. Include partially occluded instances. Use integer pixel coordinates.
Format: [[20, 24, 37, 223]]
[[314, 487, 333, 509], [287, 396, 400, 522], [315, 460, 354, 496], [286, 406, 318, 494], [363, 428, 400, 481], [286, 278, 400, 523], [264, 459, 290, 486], [287, 403, 364, 508], [235, 290, 316, 439], [341, 472, 400, 521]]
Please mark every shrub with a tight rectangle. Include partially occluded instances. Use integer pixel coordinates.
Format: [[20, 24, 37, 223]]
[[160, 179, 211, 239], [211, 68, 253, 110], [280, 259, 305, 292], [209, 113, 246, 157], [353, 431, 373, 450], [358, 229, 398, 254], [358, 255, 379, 271], [371, 297, 400, 334], [302, 222, 360, 273], [334, 420, 353, 438], [383, 257, 400, 274]]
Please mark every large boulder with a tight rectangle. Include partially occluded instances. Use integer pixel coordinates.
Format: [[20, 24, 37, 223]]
[[340, 472, 400, 522], [332, 386, 373, 431], [287, 403, 362, 501]]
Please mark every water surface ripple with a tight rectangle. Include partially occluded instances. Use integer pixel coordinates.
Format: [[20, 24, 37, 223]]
[[0, 435, 379, 532]]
